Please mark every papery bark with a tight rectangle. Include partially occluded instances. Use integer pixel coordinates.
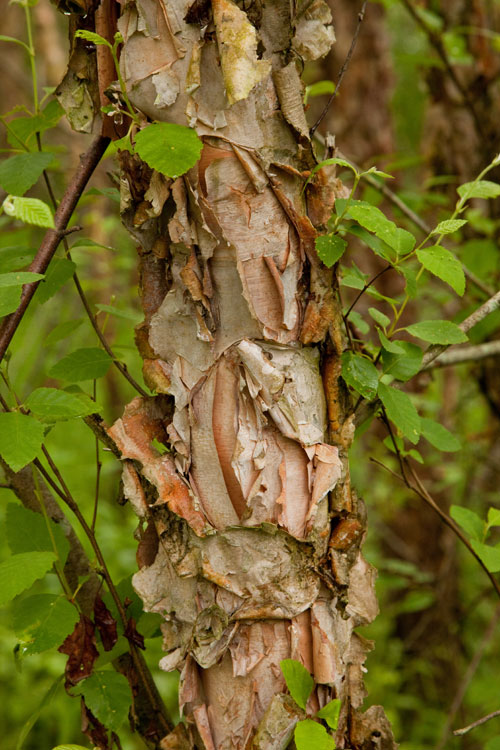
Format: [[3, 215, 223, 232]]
[[99, 1, 396, 747]]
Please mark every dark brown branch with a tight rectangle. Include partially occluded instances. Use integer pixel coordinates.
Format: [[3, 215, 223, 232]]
[[343, 264, 392, 321], [0, 135, 110, 365], [310, 1, 367, 136]]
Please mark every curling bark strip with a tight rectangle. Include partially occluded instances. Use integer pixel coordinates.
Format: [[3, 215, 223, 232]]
[[70, 0, 398, 747]]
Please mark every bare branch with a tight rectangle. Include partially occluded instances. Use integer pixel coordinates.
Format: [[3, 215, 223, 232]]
[[310, 1, 367, 136], [453, 709, 500, 736], [423, 340, 500, 370]]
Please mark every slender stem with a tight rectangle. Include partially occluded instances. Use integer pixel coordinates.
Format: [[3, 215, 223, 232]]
[[343, 265, 392, 321], [23, 2, 38, 114], [310, 1, 367, 136], [91, 380, 101, 533]]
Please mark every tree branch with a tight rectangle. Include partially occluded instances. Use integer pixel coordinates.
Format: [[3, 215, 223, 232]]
[[453, 709, 500, 736], [0, 135, 110, 365], [423, 340, 500, 370]]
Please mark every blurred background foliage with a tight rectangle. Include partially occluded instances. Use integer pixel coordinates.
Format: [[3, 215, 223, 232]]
[[1, 0, 500, 749]]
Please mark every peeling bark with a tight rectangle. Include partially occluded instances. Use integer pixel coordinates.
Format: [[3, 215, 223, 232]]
[[98, 0, 396, 747]]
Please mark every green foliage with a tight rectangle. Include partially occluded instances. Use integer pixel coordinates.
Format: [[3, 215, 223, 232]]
[[2, 196, 54, 228], [416, 245, 465, 295], [0, 286, 22, 317], [0, 413, 44, 471], [457, 180, 500, 200], [280, 659, 314, 710], [341, 351, 379, 400], [36, 259, 76, 304], [315, 233, 347, 267], [316, 699, 341, 730], [420, 418, 460, 452], [404, 320, 468, 344], [378, 382, 420, 444], [338, 199, 415, 256], [12, 595, 79, 654], [25, 387, 100, 420], [450, 505, 484, 541], [6, 503, 69, 562], [294, 719, 335, 750], [0, 551, 56, 607], [380, 342, 423, 382], [0, 271, 44, 286], [49, 347, 112, 382], [134, 122, 203, 179], [73, 671, 132, 732], [0, 152, 54, 197]]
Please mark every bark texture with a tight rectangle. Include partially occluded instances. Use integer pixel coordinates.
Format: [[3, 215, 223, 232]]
[[96, 1, 395, 747]]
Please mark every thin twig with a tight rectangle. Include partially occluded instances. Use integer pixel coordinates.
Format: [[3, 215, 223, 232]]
[[399, 0, 486, 142], [91, 380, 101, 534], [436, 603, 500, 748], [453, 709, 500, 736], [0, 135, 110, 364], [310, 1, 367, 136], [343, 264, 392, 321]]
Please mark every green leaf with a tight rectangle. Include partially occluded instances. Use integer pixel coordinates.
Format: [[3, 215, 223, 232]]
[[26, 387, 101, 420], [294, 720, 335, 750], [378, 382, 420, 444], [0, 271, 44, 287], [378, 330, 404, 354], [315, 234, 347, 267], [487, 507, 500, 529], [74, 29, 111, 47], [51, 746, 90, 750], [2, 196, 55, 228], [420, 417, 460, 452], [431, 219, 467, 235], [0, 285, 22, 316], [346, 225, 395, 262], [470, 540, 500, 573], [368, 307, 390, 329], [74, 671, 132, 732], [0, 245, 36, 273], [49, 347, 112, 382], [381, 341, 423, 382], [6, 102, 64, 150], [416, 246, 465, 295], [36, 258, 76, 303], [405, 320, 467, 345], [304, 80, 335, 104], [44, 319, 83, 347], [12, 594, 79, 654], [0, 551, 56, 607], [0, 152, 54, 196], [316, 699, 341, 730], [0, 412, 44, 471], [450, 505, 484, 542], [348, 310, 369, 334], [399, 590, 435, 614], [401, 265, 418, 298], [339, 199, 415, 255], [6, 503, 69, 563], [457, 180, 500, 200], [280, 659, 314, 710], [134, 122, 203, 179], [341, 351, 379, 400]]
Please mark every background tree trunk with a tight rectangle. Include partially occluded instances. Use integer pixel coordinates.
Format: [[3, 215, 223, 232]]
[[100, 0, 395, 747]]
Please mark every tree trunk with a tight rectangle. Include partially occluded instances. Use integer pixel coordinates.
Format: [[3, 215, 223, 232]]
[[97, 1, 395, 747]]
